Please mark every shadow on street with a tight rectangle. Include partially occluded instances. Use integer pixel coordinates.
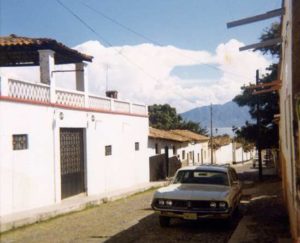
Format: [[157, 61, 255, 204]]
[[100, 209, 242, 243]]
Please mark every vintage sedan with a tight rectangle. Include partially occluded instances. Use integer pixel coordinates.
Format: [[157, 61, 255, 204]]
[[151, 165, 242, 227]]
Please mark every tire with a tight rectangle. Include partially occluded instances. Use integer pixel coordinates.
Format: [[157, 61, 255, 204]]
[[224, 214, 233, 228], [159, 216, 171, 227]]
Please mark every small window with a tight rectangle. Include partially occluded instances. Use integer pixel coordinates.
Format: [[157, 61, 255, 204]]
[[173, 146, 176, 155], [182, 150, 185, 160], [13, 134, 28, 150], [135, 142, 139, 151], [105, 145, 112, 156]]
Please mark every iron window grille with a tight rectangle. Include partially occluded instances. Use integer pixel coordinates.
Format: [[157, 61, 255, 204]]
[[13, 134, 28, 150], [105, 145, 112, 156], [135, 142, 140, 151]]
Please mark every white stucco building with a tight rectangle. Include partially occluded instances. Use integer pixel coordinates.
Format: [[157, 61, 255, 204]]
[[0, 35, 149, 218], [209, 135, 253, 165], [148, 127, 210, 166]]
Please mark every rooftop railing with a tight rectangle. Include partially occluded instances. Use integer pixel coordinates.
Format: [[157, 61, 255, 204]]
[[0, 76, 148, 116]]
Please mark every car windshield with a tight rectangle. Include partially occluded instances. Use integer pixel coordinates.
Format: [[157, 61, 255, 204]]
[[173, 170, 229, 186]]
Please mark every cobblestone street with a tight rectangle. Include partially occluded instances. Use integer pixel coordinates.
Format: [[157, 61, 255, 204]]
[[0, 187, 239, 243]]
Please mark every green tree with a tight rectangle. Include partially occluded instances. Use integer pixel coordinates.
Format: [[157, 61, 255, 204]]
[[233, 22, 280, 149], [148, 104, 207, 135], [254, 22, 281, 57], [148, 104, 181, 130]]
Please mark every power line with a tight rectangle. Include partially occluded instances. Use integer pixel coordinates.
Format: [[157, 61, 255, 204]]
[[81, 1, 161, 46], [56, 0, 108, 46], [56, 0, 250, 107], [80, 1, 254, 81], [56, 0, 162, 84]]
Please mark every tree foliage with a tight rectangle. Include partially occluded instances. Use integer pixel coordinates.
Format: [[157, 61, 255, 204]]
[[148, 104, 207, 135], [254, 22, 281, 57], [233, 22, 280, 149]]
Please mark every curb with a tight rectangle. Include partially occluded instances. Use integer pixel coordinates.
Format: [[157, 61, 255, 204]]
[[0, 181, 166, 233]]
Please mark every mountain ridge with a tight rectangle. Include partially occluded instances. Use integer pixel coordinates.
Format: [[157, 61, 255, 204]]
[[181, 101, 253, 129]]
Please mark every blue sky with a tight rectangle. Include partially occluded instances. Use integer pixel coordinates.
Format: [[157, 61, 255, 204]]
[[1, 0, 281, 50], [0, 0, 281, 112]]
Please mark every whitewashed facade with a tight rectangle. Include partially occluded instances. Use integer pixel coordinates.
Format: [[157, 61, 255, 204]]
[[0, 42, 149, 217], [148, 139, 209, 165], [209, 142, 253, 165], [148, 128, 209, 166]]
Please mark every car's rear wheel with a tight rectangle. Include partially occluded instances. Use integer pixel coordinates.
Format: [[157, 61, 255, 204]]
[[159, 216, 170, 227]]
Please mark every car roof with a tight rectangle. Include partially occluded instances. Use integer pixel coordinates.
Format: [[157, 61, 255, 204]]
[[177, 164, 230, 173]]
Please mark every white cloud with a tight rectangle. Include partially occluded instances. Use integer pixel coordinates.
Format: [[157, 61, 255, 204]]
[[0, 39, 270, 112]]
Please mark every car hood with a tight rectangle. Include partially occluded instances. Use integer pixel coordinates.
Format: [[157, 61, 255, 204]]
[[154, 183, 230, 201]]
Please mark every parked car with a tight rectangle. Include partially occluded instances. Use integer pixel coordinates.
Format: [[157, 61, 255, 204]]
[[151, 165, 242, 227]]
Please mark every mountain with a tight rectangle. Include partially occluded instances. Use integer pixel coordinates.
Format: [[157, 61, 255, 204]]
[[181, 101, 253, 133]]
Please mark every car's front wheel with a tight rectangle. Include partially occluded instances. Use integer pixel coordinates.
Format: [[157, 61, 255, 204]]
[[159, 216, 170, 227]]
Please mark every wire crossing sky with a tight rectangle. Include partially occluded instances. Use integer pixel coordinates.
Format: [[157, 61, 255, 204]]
[[0, 0, 281, 112]]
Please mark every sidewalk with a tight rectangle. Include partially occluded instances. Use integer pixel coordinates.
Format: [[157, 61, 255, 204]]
[[229, 165, 292, 243], [0, 181, 166, 233]]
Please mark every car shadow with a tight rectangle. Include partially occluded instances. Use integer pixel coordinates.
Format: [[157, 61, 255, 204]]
[[97, 210, 242, 243]]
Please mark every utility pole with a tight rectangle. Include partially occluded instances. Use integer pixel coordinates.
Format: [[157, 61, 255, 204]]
[[210, 103, 213, 164], [256, 70, 263, 181]]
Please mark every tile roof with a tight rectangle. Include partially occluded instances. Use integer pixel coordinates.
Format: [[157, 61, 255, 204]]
[[149, 127, 189, 142], [210, 135, 232, 149], [149, 127, 209, 143], [0, 34, 93, 66], [170, 129, 210, 142]]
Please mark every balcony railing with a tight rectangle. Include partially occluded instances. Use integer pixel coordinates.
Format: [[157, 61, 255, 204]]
[[7, 79, 50, 103], [0, 77, 148, 116], [56, 88, 85, 108]]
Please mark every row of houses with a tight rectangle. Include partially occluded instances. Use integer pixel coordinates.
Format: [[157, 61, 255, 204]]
[[0, 35, 253, 224], [149, 128, 254, 168]]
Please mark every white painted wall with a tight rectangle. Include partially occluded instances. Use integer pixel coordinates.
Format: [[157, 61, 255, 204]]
[[0, 102, 56, 216], [148, 138, 209, 166], [213, 143, 233, 165], [235, 147, 245, 162], [0, 100, 149, 216], [208, 143, 253, 165], [148, 139, 180, 158]]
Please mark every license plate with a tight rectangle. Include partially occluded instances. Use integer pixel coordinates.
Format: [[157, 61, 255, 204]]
[[183, 213, 197, 220]]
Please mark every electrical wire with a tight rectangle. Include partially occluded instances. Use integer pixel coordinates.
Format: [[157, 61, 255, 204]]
[[56, 0, 162, 83], [80, 1, 254, 81], [55, 0, 250, 105]]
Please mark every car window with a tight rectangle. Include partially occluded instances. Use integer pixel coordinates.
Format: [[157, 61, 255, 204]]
[[173, 170, 229, 186]]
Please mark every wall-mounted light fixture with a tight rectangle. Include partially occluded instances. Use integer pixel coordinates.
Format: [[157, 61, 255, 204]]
[[59, 112, 64, 120]]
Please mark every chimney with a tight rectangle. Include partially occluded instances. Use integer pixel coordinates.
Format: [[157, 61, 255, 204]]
[[106, 90, 118, 99]]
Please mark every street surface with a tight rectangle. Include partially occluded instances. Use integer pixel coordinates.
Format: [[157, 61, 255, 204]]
[[0, 164, 252, 243]]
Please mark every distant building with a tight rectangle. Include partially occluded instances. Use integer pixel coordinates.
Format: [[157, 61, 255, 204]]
[[148, 127, 210, 181], [209, 135, 254, 164]]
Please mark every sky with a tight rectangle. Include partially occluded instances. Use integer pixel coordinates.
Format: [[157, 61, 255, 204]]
[[0, 0, 281, 112]]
